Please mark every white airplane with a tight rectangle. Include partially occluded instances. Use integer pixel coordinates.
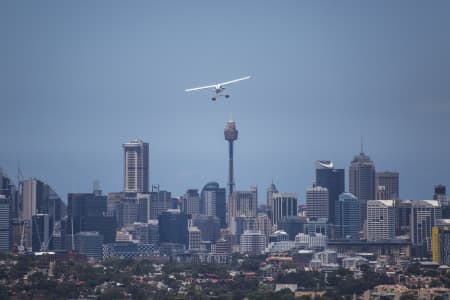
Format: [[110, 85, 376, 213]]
[[185, 76, 251, 101]]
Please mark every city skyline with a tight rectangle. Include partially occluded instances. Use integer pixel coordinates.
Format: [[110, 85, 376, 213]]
[[1, 1, 450, 200], [0, 125, 445, 204]]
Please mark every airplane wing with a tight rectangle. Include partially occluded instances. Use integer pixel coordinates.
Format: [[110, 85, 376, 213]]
[[185, 84, 216, 92], [220, 76, 251, 86]]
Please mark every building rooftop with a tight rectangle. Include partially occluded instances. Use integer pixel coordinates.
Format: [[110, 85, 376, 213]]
[[368, 200, 395, 207]]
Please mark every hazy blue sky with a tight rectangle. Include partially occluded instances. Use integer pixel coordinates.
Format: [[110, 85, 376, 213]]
[[1, 1, 450, 202]]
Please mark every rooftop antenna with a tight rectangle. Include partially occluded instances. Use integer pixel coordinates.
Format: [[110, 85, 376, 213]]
[[17, 161, 24, 187], [360, 136, 364, 154]]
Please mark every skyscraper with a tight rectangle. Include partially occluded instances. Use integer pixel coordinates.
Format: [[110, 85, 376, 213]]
[[335, 192, 360, 240], [436, 185, 450, 218], [158, 209, 189, 247], [73, 231, 103, 260], [224, 119, 238, 197], [271, 193, 298, 226], [434, 184, 447, 202], [200, 182, 226, 228], [21, 179, 49, 221], [315, 161, 345, 224], [0, 196, 10, 253], [191, 215, 221, 243], [20, 178, 63, 250], [395, 199, 412, 236], [240, 230, 266, 255], [229, 188, 257, 220], [67, 192, 116, 244], [366, 200, 395, 241], [228, 188, 257, 234], [188, 226, 201, 250], [432, 219, 450, 265], [181, 189, 200, 217], [411, 200, 442, 258], [306, 184, 329, 220], [278, 216, 307, 240], [266, 182, 278, 221], [149, 190, 171, 220], [375, 171, 399, 200], [123, 140, 149, 193], [349, 148, 376, 230], [0, 170, 18, 220]]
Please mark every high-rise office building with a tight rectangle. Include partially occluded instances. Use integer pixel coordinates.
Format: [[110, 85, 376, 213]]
[[224, 119, 238, 197], [306, 218, 329, 237], [181, 189, 200, 217], [118, 193, 139, 227], [395, 200, 412, 236], [411, 200, 442, 258], [233, 216, 257, 243], [278, 216, 307, 240], [74, 231, 104, 260], [0, 170, 19, 219], [200, 182, 226, 228], [137, 193, 151, 223], [349, 149, 376, 230], [123, 140, 149, 193], [0, 196, 10, 253], [335, 192, 360, 240], [228, 187, 257, 233], [432, 219, 450, 265], [67, 192, 116, 244], [434, 185, 447, 201], [266, 182, 278, 221], [188, 226, 201, 250], [158, 209, 189, 247], [367, 200, 395, 241], [375, 171, 399, 200], [315, 161, 345, 224], [306, 184, 329, 220], [21, 179, 48, 221], [149, 190, 171, 220], [256, 213, 272, 240], [192, 215, 221, 243], [271, 193, 298, 226], [20, 178, 63, 250], [240, 230, 266, 255]]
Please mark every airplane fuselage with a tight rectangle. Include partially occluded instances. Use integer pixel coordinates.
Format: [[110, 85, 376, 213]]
[[215, 85, 225, 94]]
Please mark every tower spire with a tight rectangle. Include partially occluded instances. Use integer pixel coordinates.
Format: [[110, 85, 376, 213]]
[[360, 136, 364, 154]]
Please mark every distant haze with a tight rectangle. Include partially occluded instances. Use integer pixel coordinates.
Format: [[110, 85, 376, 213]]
[[1, 1, 450, 202]]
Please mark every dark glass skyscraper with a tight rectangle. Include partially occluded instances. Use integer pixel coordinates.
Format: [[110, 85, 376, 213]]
[[200, 182, 226, 228], [375, 171, 399, 200], [335, 192, 360, 240], [278, 216, 306, 240], [158, 210, 189, 247], [315, 161, 344, 224], [67, 192, 116, 244]]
